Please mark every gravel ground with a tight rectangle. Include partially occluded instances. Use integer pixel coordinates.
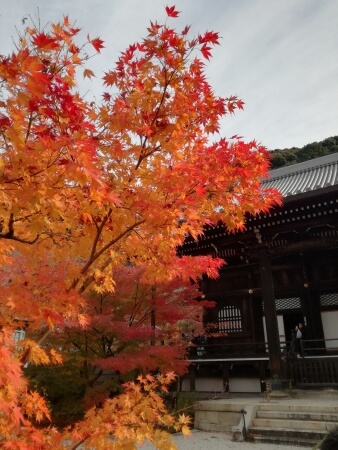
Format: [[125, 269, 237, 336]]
[[139, 430, 311, 450]]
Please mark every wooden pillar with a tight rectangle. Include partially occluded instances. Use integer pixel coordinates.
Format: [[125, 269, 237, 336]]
[[259, 250, 282, 378]]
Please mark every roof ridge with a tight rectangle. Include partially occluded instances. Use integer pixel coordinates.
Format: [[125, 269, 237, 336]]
[[267, 153, 338, 181], [268, 162, 330, 182], [262, 153, 338, 197]]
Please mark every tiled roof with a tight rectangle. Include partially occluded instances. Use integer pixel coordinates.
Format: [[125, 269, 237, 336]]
[[262, 153, 338, 198]]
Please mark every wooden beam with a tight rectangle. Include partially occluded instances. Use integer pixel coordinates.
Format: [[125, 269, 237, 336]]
[[266, 237, 338, 257]]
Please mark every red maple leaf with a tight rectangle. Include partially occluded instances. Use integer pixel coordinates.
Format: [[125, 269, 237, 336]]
[[165, 5, 180, 18], [201, 44, 212, 60], [89, 36, 105, 53], [102, 92, 111, 101], [182, 25, 191, 36], [195, 185, 206, 196], [0, 114, 11, 129], [32, 33, 60, 50], [199, 31, 220, 45], [226, 96, 245, 113]]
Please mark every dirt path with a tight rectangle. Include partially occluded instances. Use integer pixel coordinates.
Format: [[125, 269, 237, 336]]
[[139, 430, 311, 450]]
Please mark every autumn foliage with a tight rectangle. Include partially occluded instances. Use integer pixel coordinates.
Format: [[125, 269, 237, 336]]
[[0, 5, 280, 449]]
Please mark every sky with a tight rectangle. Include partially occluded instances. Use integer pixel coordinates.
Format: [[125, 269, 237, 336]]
[[1, 0, 337, 151]]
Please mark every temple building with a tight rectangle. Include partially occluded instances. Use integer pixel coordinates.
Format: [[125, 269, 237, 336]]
[[179, 153, 338, 393]]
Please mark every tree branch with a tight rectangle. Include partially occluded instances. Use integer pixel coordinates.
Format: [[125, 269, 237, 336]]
[[0, 213, 39, 244], [69, 219, 145, 294]]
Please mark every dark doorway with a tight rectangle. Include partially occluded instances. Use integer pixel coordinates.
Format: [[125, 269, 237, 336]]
[[283, 312, 304, 343]]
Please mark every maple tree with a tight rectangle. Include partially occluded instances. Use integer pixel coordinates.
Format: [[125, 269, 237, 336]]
[[58, 267, 210, 378], [27, 268, 213, 425], [0, 5, 281, 449]]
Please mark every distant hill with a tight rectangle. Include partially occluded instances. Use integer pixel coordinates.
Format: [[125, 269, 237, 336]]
[[270, 136, 338, 169]]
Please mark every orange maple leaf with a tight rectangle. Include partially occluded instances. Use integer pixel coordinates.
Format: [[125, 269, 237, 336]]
[[83, 68, 95, 79]]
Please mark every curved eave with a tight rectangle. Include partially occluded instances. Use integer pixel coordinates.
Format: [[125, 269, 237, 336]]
[[263, 153, 338, 201]]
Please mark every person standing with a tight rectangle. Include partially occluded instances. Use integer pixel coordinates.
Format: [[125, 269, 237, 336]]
[[295, 322, 308, 357]]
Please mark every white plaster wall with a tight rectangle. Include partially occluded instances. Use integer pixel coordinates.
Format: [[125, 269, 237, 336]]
[[181, 377, 261, 393], [228, 377, 261, 393], [277, 315, 286, 343], [262, 315, 285, 348], [181, 377, 224, 392], [321, 311, 338, 349]]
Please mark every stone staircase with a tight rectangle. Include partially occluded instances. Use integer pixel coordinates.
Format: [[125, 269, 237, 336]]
[[247, 403, 338, 447]]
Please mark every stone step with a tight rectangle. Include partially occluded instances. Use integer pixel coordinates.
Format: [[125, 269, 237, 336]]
[[251, 417, 336, 431], [247, 426, 326, 442], [258, 403, 338, 414], [248, 402, 338, 447], [193, 398, 338, 446], [247, 432, 320, 448], [256, 410, 338, 422]]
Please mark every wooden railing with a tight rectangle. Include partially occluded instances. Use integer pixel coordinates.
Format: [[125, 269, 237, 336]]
[[188, 340, 268, 358], [188, 337, 338, 358], [287, 357, 338, 387], [188, 338, 338, 387]]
